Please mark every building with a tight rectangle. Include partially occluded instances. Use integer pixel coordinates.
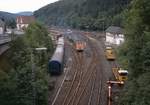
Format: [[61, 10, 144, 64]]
[[0, 19, 5, 34], [16, 16, 35, 30], [105, 26, 124, 45]]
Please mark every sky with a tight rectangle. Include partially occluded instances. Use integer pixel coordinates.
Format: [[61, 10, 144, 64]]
[[0, 0, 59, 13]]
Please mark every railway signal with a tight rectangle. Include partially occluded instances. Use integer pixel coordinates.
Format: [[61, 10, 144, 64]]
[[107, 80, 124, 105]]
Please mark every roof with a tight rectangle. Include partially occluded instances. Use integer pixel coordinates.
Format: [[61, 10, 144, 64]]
[[0, 19, 4, 27], [16, 16, 35, 24], [106, 26, 123, 34], [118, 70, 128, 74], [106, 46, 112, 50]]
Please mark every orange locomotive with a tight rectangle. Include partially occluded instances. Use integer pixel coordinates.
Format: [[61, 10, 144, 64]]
[[75, 41, 86, 52]]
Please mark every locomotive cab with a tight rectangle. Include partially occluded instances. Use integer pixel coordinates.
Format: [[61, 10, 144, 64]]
[[118, 69, 128, 81], [75, 41, 86, 52], [112, 67, 128, 82]]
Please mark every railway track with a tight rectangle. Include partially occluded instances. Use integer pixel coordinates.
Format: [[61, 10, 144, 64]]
[[85, 35, 108, 105], [48, 39, 76, 105], [65, 37, 105, 105], [109, 60, 118, 67], [65, 36, 99, 105], [86, 38, 105, 105], [61, 52, 84, 105], [50, 34, 107, 105], [51, 42, 84, 105]]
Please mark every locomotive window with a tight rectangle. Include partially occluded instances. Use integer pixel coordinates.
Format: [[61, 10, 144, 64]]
[[119, 73, 128, 76]]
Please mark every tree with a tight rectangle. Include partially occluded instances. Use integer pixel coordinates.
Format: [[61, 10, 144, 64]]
[[0, 22, 53, 105], [118, 0, 150, 104], [34, 0, 130, 30]]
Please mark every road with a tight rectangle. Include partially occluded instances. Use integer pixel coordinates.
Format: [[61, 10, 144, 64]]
[[0, 31, 24, 55], [0, 36, 11, 55], [48, 29, 114, 105], [0, 36, 11, 44]]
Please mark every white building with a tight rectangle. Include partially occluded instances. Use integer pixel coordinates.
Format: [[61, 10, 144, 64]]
[[105, 26, 124, 46], [0, 19, 4, 35], [16, 16, 35, 30]]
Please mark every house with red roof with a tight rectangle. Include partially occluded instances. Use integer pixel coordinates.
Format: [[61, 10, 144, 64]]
[[16, 16, 35, 30]]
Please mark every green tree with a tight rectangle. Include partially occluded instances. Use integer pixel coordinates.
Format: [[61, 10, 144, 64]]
[[119, 0, 150, 104], [0, 22, 53, 105], [34, 0, 130, 30]]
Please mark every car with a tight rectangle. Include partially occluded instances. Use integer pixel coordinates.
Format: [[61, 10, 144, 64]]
[[66, 29, 72, 34]]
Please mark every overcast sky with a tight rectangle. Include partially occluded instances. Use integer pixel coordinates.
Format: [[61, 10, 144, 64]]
[[0, 0, 59, 13]]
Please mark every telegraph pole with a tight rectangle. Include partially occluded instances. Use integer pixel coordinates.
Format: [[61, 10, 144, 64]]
[[107, 80, 124, 105], [30, 47, 47, 105], [31, 50, 36, 105]]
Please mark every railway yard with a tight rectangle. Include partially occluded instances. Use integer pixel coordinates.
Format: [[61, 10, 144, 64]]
[[48, 29, 119, 105]]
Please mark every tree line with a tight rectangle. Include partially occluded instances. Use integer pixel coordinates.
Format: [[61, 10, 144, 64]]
[[0, 22, 54, 105], [34, 0, 130, 30], [118, 0, 150, 104]]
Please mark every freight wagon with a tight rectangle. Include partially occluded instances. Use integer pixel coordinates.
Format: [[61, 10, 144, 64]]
[[105, 46, 115, 60]]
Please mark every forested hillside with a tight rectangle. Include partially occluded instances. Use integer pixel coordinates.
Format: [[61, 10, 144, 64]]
[[0, 11, 16, 19], [0, 11, 16, 28], [17, 11, 33, 16], [34, 0, 130, 30]]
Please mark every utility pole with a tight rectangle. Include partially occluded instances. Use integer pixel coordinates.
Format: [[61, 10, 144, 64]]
[[31, 50, 36, 105], [103, 21, 105, 36], [107, 80, 124, 105]]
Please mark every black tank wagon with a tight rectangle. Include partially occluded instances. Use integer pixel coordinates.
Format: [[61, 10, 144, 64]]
[[48, 37, 64, 75]]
